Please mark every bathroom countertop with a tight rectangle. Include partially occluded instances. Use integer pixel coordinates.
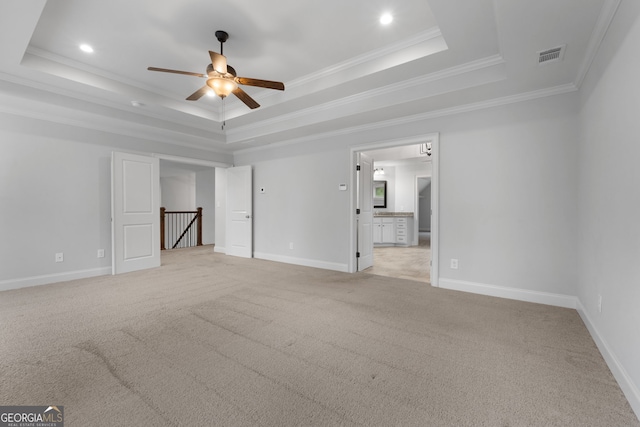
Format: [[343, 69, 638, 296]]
[[373, 212, 414, 217]]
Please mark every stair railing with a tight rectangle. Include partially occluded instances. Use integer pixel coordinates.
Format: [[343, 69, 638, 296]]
[[160, 207, 203, 250]]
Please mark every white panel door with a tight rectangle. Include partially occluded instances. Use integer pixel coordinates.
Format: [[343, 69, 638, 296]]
[[357, 153, 374, 271], [112, 151, 160, 274], [226, 165, 253, 258]]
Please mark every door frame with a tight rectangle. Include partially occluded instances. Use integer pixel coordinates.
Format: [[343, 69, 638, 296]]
[[348, 133, 440, 287], [153, 153, 231, 250]]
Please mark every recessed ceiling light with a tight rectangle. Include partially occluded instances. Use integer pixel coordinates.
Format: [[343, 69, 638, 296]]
[[79, 44, 94, 53], [380, 13, 393, 25]]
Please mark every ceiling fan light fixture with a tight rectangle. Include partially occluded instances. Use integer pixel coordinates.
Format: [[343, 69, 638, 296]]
[[206, 77, 237, 98]]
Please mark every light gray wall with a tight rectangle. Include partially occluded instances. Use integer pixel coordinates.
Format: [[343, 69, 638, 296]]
[[242, 149, 351, 271], [0, 131, 113, 285], [0, 112, 231, 289], [394, 162, 430, 215], [578, 0, 640, 414], [214, 168, 227, 253], [196, 169, 216, 245], [437, 100, 579, 297], [418, 179, 431, 232], [160, 174, 196, 211], [235, 93, 580, 296]]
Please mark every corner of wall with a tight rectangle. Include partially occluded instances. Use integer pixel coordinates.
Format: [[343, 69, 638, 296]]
[[576, 299, 640, 419]]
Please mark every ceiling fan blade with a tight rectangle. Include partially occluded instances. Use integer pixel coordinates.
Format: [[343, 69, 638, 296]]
[[186, 86, 210, 101], [232, 87, 260, 109], [147, 67, 206, 78], [209, 51, 227, 74], [227, 65, 237, 77], [236, 77, 285, 91]]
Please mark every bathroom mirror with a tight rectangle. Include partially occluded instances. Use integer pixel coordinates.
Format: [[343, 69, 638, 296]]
[[373, 180, 387, 208]]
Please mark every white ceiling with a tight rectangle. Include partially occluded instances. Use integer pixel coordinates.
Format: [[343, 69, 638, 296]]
[[0, 0, 616, 154]]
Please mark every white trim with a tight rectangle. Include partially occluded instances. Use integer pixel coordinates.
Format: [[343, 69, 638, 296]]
[[574, 0, 622, 88], [349, 133, 440, 284], [0, 91, 228, 154], [576, 300, 640, 419], [224, 28, 446, 119], [286, 28, 444, 90], [439, 278, 578, 309], [233, 84, 576, 156], [0, 267, 112, 292], [253, 252, 349, 273], [153, 153, 231, 168], [0, 68, 226, 140], [430, 134, 440, 287], [214, 246, 226, 254], [226, 54, 504, 143]]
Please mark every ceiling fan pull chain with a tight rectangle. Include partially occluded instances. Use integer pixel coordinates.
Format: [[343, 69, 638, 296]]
[[222, 98, 226, 130]]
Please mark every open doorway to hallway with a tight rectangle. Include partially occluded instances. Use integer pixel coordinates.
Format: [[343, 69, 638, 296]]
[[159, 159, 217, 251]]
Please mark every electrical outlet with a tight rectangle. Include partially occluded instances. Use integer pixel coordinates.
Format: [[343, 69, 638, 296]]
[[450, 258, 459, 269], [55, 252, 64, 263], [289, 242, 294, 250], [597, 295, 602, 313], [97, 249, 105, 258]]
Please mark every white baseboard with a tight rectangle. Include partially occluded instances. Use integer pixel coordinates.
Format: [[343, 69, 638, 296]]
[[0, 267, 112, 292], [253, 252, 349, 273], [214, 246, 226, 254], [576, 300, 640, 420], [438, 278, 578, 309]]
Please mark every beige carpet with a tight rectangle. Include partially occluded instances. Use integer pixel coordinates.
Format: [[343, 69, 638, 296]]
[[0, 246, 637, 426]]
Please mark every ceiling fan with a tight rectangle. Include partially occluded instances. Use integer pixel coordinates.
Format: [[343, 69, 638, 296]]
[[148, 30, 285, 110]]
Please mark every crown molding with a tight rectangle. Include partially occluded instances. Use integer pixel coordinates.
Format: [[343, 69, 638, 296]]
[[574, 0, 622, 88], [226, 54, 505, 144], [286, 28, 444, 90], [233, 83, 578, 156], [223, 28, 447, 119], [22, 48, 224, 124], [0, 90, 228, 154]]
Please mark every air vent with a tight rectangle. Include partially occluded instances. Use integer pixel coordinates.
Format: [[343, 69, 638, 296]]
[[538, 45, 566, 65]]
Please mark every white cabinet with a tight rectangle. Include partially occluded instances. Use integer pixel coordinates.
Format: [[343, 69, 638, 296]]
[[395, 217, 408, 245], [373, 215, 414, 246], [373, 217, 395, 244], [381, 219, 395, 243]]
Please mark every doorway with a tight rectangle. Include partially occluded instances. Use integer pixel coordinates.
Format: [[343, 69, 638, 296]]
[[156, 154, 231, 255], [351, 134, 439, 286]]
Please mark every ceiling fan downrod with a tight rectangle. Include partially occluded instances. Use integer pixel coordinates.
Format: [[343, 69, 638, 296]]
[[215, 30, 229, 56]]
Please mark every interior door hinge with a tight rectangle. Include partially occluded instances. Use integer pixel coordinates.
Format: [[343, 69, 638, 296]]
[[356, 208, 361, 214], [356, 165, 361, 171], [356, 252, 360, 258]]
